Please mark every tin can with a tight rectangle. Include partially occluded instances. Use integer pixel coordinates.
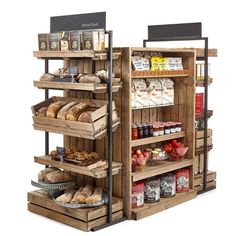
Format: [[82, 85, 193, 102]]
[[160, 173, 176, 198], [144, 178, 160, 203], [132, 181, 144, 208], [175, 169, 189, 193]]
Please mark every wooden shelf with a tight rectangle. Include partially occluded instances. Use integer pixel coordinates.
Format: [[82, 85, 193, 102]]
[[33, 81, 122, 93], [33, 50, 121, 60], [28, 190, 123, 231], [196, 78, 213, 87], [196, 48, 218, 58], [34, 155, 122, 179], [195, 144, 213, 155], [132, 159, 193, 182], [196, 110, 213, 119], [132, 190, 196, 220], [131, 70, 189, 78], [131, 131, 185, 147], [132, 103, 177, 110], [194, 171, 216, 186]]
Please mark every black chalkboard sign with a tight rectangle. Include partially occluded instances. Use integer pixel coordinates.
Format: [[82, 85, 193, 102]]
[[69, 66, 78, 76], [56, 146, 66, 157], [50, 12, 106, 33], [148, 22, 202, 40]]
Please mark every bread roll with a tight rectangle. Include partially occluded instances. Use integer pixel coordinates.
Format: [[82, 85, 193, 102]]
[[74, 185, 94, 203], [57, 102, 77, 120], [71, 187, 84, 203], [66, 103, 90, 121], [77, 111, 93, 123], [85, 187, 103, 203], [56, 189, 75, 203], [45, 170, 72, 183], [79, 74, 101, 84], [46, 101, 67, 118], [36, 106, 48, 117], [38, 167, 60, 181]]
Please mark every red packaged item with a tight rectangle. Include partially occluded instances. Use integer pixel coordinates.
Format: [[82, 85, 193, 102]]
[[175, 169, 189, 193], [132, 181, 144, 208], [195, 93, 204, 113]]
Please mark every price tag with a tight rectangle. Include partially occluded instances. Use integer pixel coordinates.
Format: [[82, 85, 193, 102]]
[[69, 66, 78, 76], [56, 146, 66, 158]]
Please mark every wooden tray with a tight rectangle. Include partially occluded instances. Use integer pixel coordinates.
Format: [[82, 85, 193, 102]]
[[32, 96, 120, 139]]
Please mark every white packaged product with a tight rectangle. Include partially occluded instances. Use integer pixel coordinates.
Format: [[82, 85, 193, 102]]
[[160, 78, 174, 105], [146, 79, 163, 106], [166, 57, 183, 70], [132, 56, 150, 71], [132, 79, 149, 108]]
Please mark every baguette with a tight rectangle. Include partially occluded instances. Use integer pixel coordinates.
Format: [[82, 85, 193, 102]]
[[85, 187, 103, 203], [57, 102, 77, 120], [71, 187, 84, 203], [46, 101, 67, 118], [74, 185, 93, 203], [56, 189, 75, 203], [66, 103, 90, 121]]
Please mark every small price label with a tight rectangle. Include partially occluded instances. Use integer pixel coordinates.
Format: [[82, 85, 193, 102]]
[[56, 146, 66, 157], [69, 66, 78, 76]]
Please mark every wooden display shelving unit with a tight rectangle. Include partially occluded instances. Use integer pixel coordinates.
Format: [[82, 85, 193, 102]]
[[121, 47, 197, 219]]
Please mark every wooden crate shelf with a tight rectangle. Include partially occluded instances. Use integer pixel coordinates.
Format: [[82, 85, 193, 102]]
[[194, 171, 216, 186], [194, 180, 216, 192], [28, 190, 123, 231], [196, 110, 213, 119], [195, 144, 213, 155], [131, 132, 185, 147], [34, 155, 122, 178], [196, 78, 213, 87], [132, 190, 196, 220], [196, 48, 218, 58], [132, 159, 193, 182], [34, 80, 122, 93], [33, 50, 121, 60], [131, 70, 189, 78]]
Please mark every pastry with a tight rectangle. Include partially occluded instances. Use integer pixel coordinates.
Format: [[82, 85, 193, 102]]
[[36, 106, 48, 117], [40, 73, 54, 81], [56, 189, 75, 203], [66, 103, 90, 121], [49, 150, 58, 159], [71, 187, 84, 203], [44, 170, 72, 183], [38, 167, 60, 181], [74, 185, 94, 203], [78, 74, 101, 84], [95, 70, 115, 80], [85, 187, 103, 203], [46, 101, 67, 118], [57, 102, 77, 120], [77, 111, 93, 123]]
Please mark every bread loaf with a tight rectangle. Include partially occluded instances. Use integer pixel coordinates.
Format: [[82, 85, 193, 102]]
[[66, 103, 90, 121], [56, 189, 75, 204], [77, 111, 93, 123], [71, 187, 84, 203], [79, 74, 101, 84], [74, 185, 93, 203], [36, 106, 48, 117], [85, 187, 103, 203], [57, 102, 77, 120], [38, 167, 60, 181], [45, 170, 72, 183], [46, 101, 67, 118]]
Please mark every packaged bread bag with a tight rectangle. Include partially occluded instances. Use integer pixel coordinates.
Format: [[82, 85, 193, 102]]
[[160, 78, 174, 105], [132, 56, 150, 71], [146, 79, 163, 106], [132, 79, 149, 108]]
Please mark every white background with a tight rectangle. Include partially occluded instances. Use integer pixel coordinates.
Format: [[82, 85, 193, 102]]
[[0, 0, 235, 235]]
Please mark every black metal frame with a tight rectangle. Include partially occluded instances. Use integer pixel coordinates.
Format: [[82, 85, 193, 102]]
[[42, 30, 126, 231], [143, 36, 214, 194]]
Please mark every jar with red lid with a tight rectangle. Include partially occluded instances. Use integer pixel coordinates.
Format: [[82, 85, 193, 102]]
[[153, 125, 159, 136], [176, 122, 182, 132], [132, 123, 138, 140], [164, 123, 171, 135], [159, 124, 164, 135], [175, 169, 189, 193], [170, 122, 176, 133], [132, 181, 144, 208], [137, 124, 143, 139]]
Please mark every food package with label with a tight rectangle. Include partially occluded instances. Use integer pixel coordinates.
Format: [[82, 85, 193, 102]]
[[166, 57, 183, 70], [38, 33, 49, 51], [150, 56, 161, 71], [132, 79, 149, 108], [160, 78, 174, 105], [132, 56, 150, 71], [60, 31, 70, 51], [146, 79, 163, 106]]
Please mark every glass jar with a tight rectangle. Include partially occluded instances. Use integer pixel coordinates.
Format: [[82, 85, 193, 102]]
[[176, 122, 182, 132], [160, 173, 176, 198], [159, 124, 164, 136], [143, 123, 149, 138], [164, 123, 171, 135], [148, 123, 153, 137], [153, 125, 159, 136], [170, 122, 176, 133], [132, 123, 138, 140], [137, 124, 144, 139]]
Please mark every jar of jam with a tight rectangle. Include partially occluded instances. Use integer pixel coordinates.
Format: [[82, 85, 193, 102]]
[[148, 123, 153, 137], [153, 125, 159, 136], [143, 123, 149, 138], [176, 122, 182, 132], [159, 124, 164, 135], [132, 123, 138, 140], [137, 124, 144, 139], [170, 122, 176, 133], [164, 123, 171, 135], [132, 181, 144, 208]]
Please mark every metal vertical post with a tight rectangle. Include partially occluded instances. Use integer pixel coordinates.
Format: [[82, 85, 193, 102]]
[[203, 38, 208, 190], [107, 30, 113, 223], [45, 59, 49, 155]]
